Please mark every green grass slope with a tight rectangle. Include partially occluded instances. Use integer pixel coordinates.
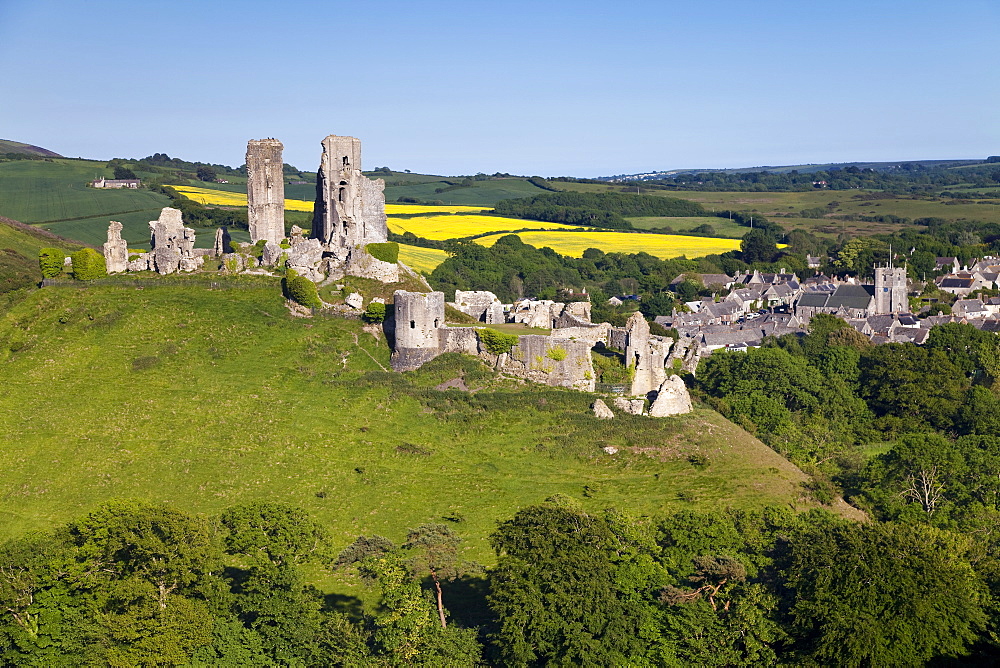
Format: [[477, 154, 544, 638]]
[[0, 217, 81, 295], [0, 278, 833, 561], [0, 159, 171, 231]]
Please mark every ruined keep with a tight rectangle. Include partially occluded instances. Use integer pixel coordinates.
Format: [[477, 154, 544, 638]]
[[312, 136, 388, 252], [246, 139, 285, 244], [102, 221, 128, 274]]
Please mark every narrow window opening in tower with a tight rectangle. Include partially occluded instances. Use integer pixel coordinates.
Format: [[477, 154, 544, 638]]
[[343, 156, 349, 167], [338, 187, 345, 202], [410, 320, 416, 329], [434, 319, 439, 328]]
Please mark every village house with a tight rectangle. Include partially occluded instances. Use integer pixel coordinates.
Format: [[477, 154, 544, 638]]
[[91, 178, 141, 189]]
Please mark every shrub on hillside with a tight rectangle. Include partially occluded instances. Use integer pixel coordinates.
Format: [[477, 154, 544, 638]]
[[365, 242, 399, 264], [38, 248, 65, 278], [70, 248, 107, 281], [478, 328, 519, 355], [283, 269, 321, 309], [362, 302, 386, 324]]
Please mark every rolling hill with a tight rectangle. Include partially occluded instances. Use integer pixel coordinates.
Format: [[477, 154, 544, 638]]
[[0, 277, 851, 564], [0, 139, 62, 157]]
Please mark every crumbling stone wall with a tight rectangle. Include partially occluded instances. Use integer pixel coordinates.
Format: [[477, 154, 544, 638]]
[[498, 335, 595, 392], [102, 221, 128, 274], [390, 291, 595, 390], [146, 208, 201, 275], [625, 312, 672, 397], [452, 290, 504, 323], [246, 138, 286, 244], [213, 227, 231, 256]]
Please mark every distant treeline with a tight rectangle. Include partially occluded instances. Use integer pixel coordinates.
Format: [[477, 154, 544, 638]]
[[493, 192, 708, 230], [635, 161, 1000, 193]]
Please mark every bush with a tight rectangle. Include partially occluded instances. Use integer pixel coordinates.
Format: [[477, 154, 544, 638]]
[[362, 302, 386, 324], [546, 346, 568, 361], [38, 248, 65, 278], [70, 248, 107, 281], [478, 328, 519, 355], [365, 242, 399, 264], [284, 272, 321, 309]]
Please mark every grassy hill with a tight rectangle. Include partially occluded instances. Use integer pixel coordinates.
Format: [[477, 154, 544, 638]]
[[0, 159, 172, 244], [0, 139, 62, 157], [0, 277, 845, 565], [0, 217, 81, 297]]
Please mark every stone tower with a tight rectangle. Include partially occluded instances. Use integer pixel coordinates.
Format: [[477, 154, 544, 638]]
[[874, 266, 908, 314], [246, 138, 285, 244], [312, 135, 387, 255], [391, 291, 446, 371]]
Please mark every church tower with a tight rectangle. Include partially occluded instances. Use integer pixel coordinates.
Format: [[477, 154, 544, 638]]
[[874, 264, 908, 314]]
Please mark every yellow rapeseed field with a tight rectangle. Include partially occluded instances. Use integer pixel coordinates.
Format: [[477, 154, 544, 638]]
[[397, 244, 450, 273], [171, 186, 488, 217], [385, 204, 488, 214], [474, 231, 742, 259], [388, 214, 580, 240], [170, 185, 315, 212]]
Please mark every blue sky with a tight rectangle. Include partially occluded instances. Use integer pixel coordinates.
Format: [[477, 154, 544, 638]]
[[1, 0, 997, 176]]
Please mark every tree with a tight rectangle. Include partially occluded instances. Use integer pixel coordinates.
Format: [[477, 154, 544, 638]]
[[70, 248, 106, 281], [113, 165, 136, 180], [487, 502, 664, 666], [740, 229, 778, 264], [196, 166, 217, 182], [37, 248, 64, 278], [859, 343, 967, 431], [402, 524, 461, 628], [783, 521, 987, 666]]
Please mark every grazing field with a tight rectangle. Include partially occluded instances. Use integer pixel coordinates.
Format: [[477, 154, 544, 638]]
[[0, 281, 826, 563], [397, 243, 450, 273], [388, 214, 582, 240], [384, 177, 551, 206], [474, 230, 742, 259], [386, 204, 488, 214], [627, 215, 749, 238], [0, 159, 170, 225]]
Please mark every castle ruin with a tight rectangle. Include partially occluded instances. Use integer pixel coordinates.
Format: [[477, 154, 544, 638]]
[[246, 139, 286, 244]]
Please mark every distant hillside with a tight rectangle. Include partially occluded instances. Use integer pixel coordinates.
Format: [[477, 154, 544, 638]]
[[606, 158, 986, 181], [0, 215, 81, 295], [0, 138, 62, 157]]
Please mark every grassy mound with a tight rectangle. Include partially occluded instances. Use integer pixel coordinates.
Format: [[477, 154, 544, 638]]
[[0, 279, 832, 563]]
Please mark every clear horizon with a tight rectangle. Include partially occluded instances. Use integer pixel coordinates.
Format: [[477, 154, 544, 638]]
[[2, 0, 996, 177]]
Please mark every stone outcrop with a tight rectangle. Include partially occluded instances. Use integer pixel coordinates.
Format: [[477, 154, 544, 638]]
[[286, 237, 324, 281], [345, 293, 363, 309], [261, 240, 283, 267], [148, 207, 201, 275], [452, 290, 504, 323], [102, 221, 128, 274], [613, 397, 646, 415], [345, 248, 399, 282], [648, 375, 693, 417], [213, 227, 232, 256], [624, 312, 672, 397], [592, 399, 614, 419], [246, 139, 285, 244]]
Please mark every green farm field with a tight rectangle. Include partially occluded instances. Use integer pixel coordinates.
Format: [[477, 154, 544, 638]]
[[0, 159, 171, 226], [628, 215, 749, 237], [0, 279, 832, 564]]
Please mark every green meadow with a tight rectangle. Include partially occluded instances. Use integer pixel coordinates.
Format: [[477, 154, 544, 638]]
[[0, 278, 829, 564]]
